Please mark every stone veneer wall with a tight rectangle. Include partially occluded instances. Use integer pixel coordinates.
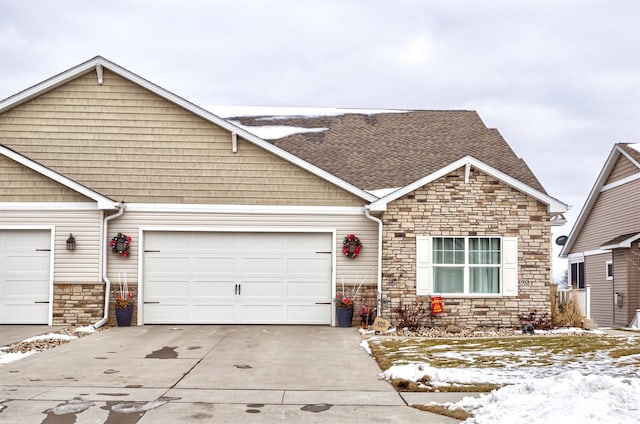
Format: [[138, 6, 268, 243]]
[[53, 284, 105, 325], [381, 167, 552, 328]]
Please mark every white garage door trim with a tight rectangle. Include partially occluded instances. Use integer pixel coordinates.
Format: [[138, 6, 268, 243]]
[[138, 227, 336, 326], [0, 225, 54, 325]]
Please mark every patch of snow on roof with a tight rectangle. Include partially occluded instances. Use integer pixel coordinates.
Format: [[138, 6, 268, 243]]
[[207, 105, 407, 119], [230, 121, 328, 140], [367, 187, 402, 198], [629, 143, 640, 153]]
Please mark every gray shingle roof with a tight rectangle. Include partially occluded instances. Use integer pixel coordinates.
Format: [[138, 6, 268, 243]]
[[231, 110, 546, 193]]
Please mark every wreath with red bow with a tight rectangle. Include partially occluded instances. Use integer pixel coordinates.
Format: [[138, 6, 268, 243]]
[[342, 234, 362, 259], [110, 232, 131, 257]]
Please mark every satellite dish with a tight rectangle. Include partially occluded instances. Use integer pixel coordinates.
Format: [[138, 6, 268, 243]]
[[555, 235, 568, 246]]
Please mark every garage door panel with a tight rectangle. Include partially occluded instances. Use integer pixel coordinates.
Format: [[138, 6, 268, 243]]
[[144, 304, 189, 323], [193, 257, 235, 273], [241, 257, 283, 274], [287, 281, 330, 298], [287, 257, 330, 275], [143, 232, 332, 324], [239, 280, 283, 297], [287, 305, 330, 323], [192, 280, 235, 297]]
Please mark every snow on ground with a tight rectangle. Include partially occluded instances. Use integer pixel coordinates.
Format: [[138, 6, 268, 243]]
[[455, 371, 640, 424], [21, 333, 77, 343], [374, 329, 640, 423], [0, 350, 37, 365]]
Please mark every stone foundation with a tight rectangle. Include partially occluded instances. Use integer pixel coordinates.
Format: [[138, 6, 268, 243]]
[[53, 284, 105, 325]]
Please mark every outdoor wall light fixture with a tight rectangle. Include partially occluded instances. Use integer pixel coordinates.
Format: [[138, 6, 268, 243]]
[[66, 233, 76, 250]]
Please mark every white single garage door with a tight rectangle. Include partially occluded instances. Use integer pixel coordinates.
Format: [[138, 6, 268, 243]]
[[143, 232, 333, 324], [0, 229, 51, 324]]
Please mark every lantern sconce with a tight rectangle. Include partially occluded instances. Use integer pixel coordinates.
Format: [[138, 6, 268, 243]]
[[66, 233, 76, 251]]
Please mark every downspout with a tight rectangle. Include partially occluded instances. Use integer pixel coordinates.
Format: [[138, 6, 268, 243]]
[[92, 203, 125, 329], [364, 206, 383, 314]]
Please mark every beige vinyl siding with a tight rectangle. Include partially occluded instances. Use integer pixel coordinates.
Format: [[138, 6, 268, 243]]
[[605, 154, 640, 185], [0, 70, 363, 207], [0, 155, 93, 202], [572, 178, 640, 252], [0, 210, 102, 283], [585, 253, 613, 326], [105, 211, 378, 285]]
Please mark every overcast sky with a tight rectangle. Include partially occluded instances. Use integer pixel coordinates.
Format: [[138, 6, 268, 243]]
[[1, 0, 639, 277]]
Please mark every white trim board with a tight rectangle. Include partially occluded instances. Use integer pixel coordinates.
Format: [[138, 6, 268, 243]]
[[125, 203, 366, 215], [369, 155, 568, 214]]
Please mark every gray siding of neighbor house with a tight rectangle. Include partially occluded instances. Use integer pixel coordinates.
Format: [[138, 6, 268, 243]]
[[586, 253, 613, 326], [0, 69, 364, 207], [605, 154, 638, 185], [612, 244, 640, 326], [572, 177, 640, 253]]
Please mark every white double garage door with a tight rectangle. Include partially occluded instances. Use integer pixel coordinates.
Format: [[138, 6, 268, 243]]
[[143, 231, 333, 325]]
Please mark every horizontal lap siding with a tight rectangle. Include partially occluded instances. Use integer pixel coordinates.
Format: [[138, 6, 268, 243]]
[[0, 210, 102, 283], [105, 211, 378, 286], [572, 178, 640, 252], [0, 155, 92, 202], [0, 70, 363, 207], [586, 254, 613, 326], [605, 155, 639, 184]]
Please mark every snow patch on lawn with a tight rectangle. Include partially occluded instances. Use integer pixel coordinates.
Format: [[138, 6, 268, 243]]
[[454, 371, 640, 423]]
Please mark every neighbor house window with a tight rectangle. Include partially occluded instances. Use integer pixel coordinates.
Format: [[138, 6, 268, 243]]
[[416, 236, 518, 296], [606, 261, 613, 280], [570, 261, 585, 289]]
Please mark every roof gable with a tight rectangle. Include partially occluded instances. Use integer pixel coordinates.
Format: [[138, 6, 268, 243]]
[[561, 143, 640, 256], [368, 155, 567, 213], [0, 56, 375, 204]]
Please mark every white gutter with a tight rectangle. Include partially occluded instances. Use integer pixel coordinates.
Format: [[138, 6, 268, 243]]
[[92, 203, 126, 329], [364, 206, 383, 314]]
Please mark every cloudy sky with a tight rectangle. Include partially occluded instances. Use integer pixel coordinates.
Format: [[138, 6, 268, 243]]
[[1, 0, 639, 276]]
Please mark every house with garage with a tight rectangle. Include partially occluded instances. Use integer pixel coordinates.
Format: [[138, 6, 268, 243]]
[[0, 56, 567, 328], [560, 144, 640, 328]]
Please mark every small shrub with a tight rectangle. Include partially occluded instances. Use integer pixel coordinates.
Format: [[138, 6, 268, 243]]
[[393, 299, 432, 330], [518, 309, 552, 330]]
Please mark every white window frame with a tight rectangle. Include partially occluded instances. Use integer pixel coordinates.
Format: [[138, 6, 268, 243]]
[[569, 260, 585, 289], [416, 236, 518, 297], [605, 260, 613, 281]]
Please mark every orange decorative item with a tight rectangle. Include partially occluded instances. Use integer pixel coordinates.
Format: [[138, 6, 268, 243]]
[[431, 295, 443, 314]]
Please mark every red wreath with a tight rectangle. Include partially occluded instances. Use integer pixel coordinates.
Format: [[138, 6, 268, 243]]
[[342, 234, 362, 259], [110, 232, 131, 257]]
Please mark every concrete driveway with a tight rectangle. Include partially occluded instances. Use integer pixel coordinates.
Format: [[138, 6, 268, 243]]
[[0, 325, 458, 423]]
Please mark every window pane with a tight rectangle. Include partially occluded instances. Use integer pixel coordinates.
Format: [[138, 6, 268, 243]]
[[470, 267, 500, 293], [469, 237, 500, 264], [434, 267, 464, 293], [433, 237, 464, 264]]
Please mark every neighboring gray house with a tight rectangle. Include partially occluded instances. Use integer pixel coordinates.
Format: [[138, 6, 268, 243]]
[[561, 143, 640, 327], [0, 56, 567, 327]]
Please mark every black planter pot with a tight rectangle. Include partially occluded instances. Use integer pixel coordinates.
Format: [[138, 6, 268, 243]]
[[336, 307, 354, 327], [115, 304, 133, 327]]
